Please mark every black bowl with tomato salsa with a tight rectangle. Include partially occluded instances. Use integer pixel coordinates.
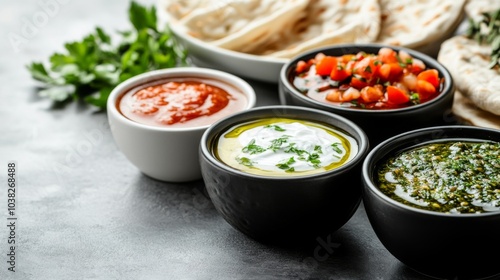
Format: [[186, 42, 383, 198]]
[[279, 44, 455, 146], [362, 126, 500, 280]]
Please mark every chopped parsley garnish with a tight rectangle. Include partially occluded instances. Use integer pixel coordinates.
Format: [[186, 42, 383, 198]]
[[236, 157, 253, 167], [264, 125, 286, 132], [276, 157, 296, 171], [410, 93, 420, 104], [242, 139, 266, 154], [466, 8, 500, 69], [26, 1, 187, 108], [269, 136, 290, 151], [331, 143, 342, 154], [314, 145, 323, 154]]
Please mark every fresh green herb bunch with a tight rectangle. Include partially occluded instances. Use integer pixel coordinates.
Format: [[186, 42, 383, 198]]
[[466, 9, 500, 69], [27, 1, 187, 108]]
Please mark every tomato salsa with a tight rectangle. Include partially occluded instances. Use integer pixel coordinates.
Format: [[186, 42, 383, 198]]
[[292, 48, 444, 109], [118, 78, 247, 128]]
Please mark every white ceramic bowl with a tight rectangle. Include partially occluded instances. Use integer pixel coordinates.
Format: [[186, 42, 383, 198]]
[[107, 67, 257, 182], [168, 22, 287, 84]]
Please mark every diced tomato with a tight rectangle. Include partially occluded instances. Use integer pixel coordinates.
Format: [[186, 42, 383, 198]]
[[350, 77, 369, 89], [353, 57, 380, 80], [378, 47, 399, 64], [296, 60, 307, 73], [330, 64, 351, 81], [316, 56, 337, 76], [417, 69, 440, 88], [388, 63, 403, 78], [377, 63, 391, 80], [387, 85, 410, 104], [416, 80, 436, 99], [410, 58, 426, 75], [341, 54, 356, 63], [377, 63, 403, 81], [360, 86, 384, 103]]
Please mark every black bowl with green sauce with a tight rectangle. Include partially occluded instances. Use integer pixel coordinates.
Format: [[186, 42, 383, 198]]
[[362, 125, 500, 280]]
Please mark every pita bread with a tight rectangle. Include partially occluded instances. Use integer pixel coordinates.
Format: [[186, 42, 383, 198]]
[[173, 0, 309, 51], [246, 0, 381, 58], [464, 0, 500, 21], [453, 90, 500, 129], [162, 0, 467, 58], [438, 35, 500, 116], [160, 0, 211, 21], [376, 0, 466, 51]]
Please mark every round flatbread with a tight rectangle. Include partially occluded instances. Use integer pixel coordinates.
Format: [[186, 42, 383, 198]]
[[438, 35, 500, 116], [464, 0, 500, 20], [248, 0, 381, 58], [376, 0, 466, 56], [172, 0, 309, 52], [453, 90, 500, 129]]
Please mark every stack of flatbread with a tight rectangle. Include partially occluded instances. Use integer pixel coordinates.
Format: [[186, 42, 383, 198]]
[[437, 0, 500, 129], [160, 0, 466, 58]]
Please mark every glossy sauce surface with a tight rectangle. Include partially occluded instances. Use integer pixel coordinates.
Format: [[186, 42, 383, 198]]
[[216, 118, 359, 176], [377, 141, 500, 213], [118, 78, 247, 128]]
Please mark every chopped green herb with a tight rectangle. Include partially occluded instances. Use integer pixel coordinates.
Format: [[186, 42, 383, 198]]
[[308, 153, 321, 168], [314, 145, 323, 154], [276, 157, 296, 171], [242, 139, 266, 154], [236, 157, 253, 167], [26, 1, 187, 109], [331, 143, 342, 154], [410, 93, 420, 104], [269, 136, 290, 151], [264, 125, 286, 132], [466, 9, 500, 69], [365, 66, 372, 73]]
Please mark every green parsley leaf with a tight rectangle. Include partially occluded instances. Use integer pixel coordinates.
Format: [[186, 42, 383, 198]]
[[276, 157, 296, 172], [236, 157, 253, 167], [331, 143, 343, 154], [269, 136, 290, 151], [466, 9, 500, 69], [26, 1, 187, 109], [242, 139, 266, 154], [314, 145, 323, 154], [264, 125, 286, 132]]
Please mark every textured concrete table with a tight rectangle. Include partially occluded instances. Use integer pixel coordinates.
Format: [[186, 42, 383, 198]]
[[0, 1, 484, 279]]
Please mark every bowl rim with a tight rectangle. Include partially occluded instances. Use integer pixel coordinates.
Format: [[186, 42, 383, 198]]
[[362, 125, 500, 217], [107, 67, 257, 132], [280, 43, 455, 114], [200, 105, 370, 180], [168, 22, 289, 66]]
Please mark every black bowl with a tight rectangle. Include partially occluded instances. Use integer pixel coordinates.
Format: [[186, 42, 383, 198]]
[[199, 106, 369, 243], [279, 43, 455, 146], [362, 125, 500, 279]]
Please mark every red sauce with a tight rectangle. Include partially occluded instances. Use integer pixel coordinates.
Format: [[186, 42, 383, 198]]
[[118, 78, 247, 128]]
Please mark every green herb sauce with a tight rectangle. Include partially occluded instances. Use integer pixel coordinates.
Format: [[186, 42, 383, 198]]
[[377, 141, 500, 213]]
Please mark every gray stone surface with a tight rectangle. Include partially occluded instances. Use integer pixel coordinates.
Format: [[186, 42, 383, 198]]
[[0, 1, 484, 279]]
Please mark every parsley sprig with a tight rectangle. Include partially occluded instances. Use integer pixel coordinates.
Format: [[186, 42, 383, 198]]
[[27, 1, 187, 108], [466, 9, 500, 69]]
